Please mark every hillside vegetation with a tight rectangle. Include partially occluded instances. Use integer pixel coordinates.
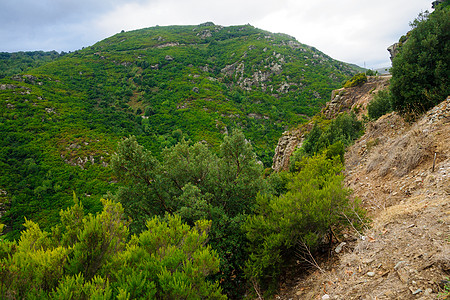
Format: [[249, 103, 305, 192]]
[[1, 5, 448, 298], [0, 23, 361, 241]]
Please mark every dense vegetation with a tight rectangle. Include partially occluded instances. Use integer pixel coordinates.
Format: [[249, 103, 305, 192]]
[[0, 23, 371, 298], [110, 130, 266, 296], [0, 130, 367, 298], [0, 51, 64, 79], [289, 112, 364, 170], [390, 2, 449, 115], [0, 197, 225, 299], [0, 23, 361, 241]]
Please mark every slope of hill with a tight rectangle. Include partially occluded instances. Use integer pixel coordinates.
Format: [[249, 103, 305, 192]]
[[0, 51, 64, 79], [272, 75, 390, 172], [277, 87, 449, 299], [0, 23, 361, 238]]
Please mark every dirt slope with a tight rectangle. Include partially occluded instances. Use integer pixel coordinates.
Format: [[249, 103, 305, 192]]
[[277, 98, 450, 300]]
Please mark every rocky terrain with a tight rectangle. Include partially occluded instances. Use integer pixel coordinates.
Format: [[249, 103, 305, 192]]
[[276, 88, 449, 299], [272, 75, 391, 172]]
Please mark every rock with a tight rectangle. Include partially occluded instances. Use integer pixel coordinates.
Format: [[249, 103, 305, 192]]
[[334, 242, 346, 253], [165, 55, 174, 61], [366, 271, 375, 277], [322, 294, 330, 300], [411, 288, 422, 295], [396, 268, 409, 283], [424, 288, 432, 296], [362, 258, 374, 264], [394, 261, 406, 270]]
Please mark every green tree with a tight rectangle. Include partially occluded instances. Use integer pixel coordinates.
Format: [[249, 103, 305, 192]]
[[390, 4, 450, 115], [367, 89, 393, 120], [110, 129, 266, 297], [243, 155, 366, 293], [0, 198, 224, 299]]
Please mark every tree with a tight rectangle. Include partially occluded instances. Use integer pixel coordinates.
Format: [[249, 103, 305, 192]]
[[110, 129, 267, 297], [243, 155, 366, 293], [390, 4, 450, 115], [0, 197, 225, 299]]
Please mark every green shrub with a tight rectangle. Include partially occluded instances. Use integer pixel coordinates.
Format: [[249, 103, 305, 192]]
[[390, 5, 450, 115], [303, 113, 363, 156], [343, 73, 367, 88], [243, 155, 367, 293], [0, 198, 225, 299], [367, 89, 393, 120]]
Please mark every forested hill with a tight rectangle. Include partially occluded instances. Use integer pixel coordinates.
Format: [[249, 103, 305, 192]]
[[0, 23, 361, 238]]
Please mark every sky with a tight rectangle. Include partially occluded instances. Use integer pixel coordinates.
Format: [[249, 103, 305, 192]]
[[0, 0, 434, 69]]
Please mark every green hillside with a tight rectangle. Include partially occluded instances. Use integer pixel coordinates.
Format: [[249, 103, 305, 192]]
[[0, 23, 360, 239], [0, 51, 64, 79]]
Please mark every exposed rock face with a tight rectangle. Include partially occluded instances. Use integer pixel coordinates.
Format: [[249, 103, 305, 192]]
[[272, 131, 304, 172], [324, 75, 391, 119], [387, 43, 401, 62], [271, 76, 391, 172]]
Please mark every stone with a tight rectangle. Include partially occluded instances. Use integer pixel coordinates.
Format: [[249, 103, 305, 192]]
[[367, 271, 375, 277], [334, 242, 347, 253], [322, 294, 330, 300]]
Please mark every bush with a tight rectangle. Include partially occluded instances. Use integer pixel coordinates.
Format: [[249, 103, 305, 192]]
[[368, 89, 393, 120], [390, 5, 450, 115], [0, 197, 225, 299], [243, 155, 367, 293], [343, 73, 367, 88]]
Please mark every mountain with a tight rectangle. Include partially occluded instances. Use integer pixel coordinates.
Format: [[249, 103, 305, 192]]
[[0, 23, 361, 238]]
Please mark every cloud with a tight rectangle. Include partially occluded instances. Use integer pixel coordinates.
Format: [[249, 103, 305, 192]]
[[0, 0, 434, 68]]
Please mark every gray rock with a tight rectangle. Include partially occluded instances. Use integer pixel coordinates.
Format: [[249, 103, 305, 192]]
[[366, 271, 375, 277], [334, 242, 346, 253]]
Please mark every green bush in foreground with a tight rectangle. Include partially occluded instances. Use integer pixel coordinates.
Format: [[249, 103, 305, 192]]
[[0, 196, 225, 299], [243, 155, 367, 294]]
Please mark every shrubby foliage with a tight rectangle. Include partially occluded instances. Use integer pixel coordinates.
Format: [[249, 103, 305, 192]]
[[343, 73, 367, 88], [243, 155, 366, 293], [367, 89, 393, 120], [290, 112, 363, 171], [0, 196, 224, 299], [390, 4, 449, 115], [111, 129, 266, 296], [0, 24, 361, 239]]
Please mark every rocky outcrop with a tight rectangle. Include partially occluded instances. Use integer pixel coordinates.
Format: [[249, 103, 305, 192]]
[[271, 76, 391, 172], [272, 131, 304, 172], [324, 75, 391, 119], [387, 42, 404, 62]]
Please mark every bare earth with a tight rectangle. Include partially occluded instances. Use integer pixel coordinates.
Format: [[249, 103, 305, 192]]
[[277, 98, 450, 300]]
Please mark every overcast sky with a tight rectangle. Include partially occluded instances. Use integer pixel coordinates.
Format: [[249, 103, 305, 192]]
[[0, 0, 434, 69]]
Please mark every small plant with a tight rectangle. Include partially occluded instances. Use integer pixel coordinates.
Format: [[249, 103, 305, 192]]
[[366, 138, 380, 152], [439, 277, 450, 299]]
